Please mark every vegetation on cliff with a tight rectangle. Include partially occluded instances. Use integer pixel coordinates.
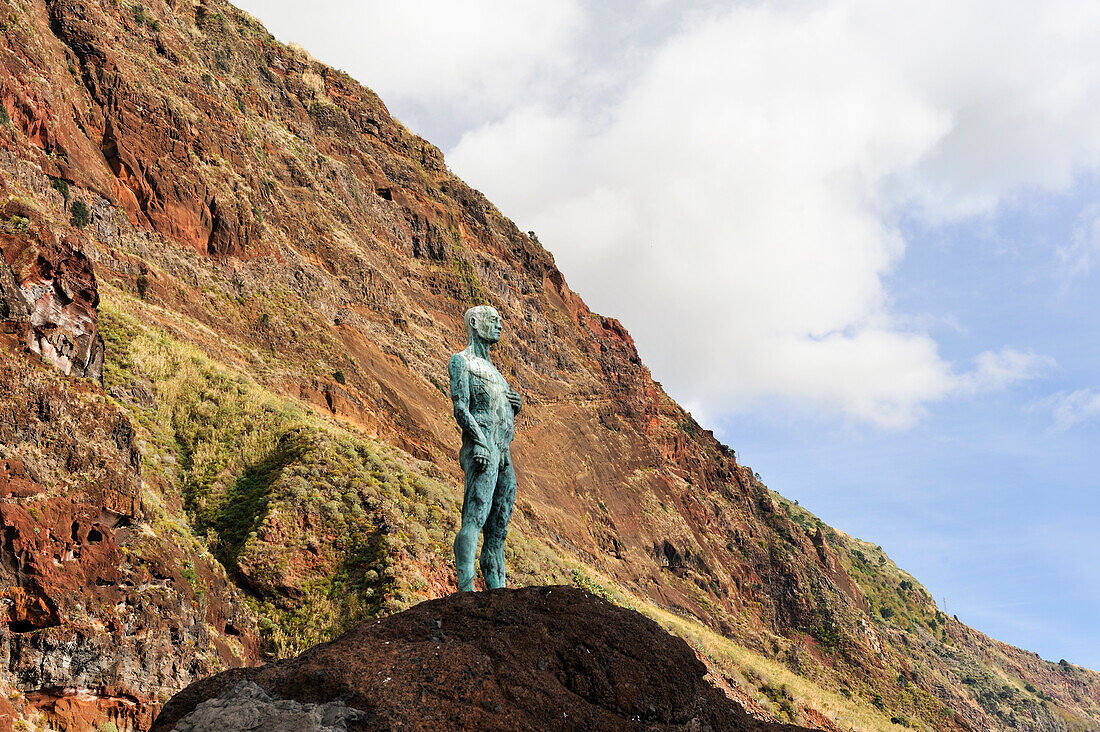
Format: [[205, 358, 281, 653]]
[[0, 0, 1097, 730]]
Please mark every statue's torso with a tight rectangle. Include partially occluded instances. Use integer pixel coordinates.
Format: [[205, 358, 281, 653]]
[[460, 350, 514, 447]]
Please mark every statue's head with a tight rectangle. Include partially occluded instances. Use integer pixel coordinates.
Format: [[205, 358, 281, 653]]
[[464, 305, 502, 345]]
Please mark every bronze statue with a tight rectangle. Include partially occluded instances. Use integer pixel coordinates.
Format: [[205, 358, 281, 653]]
[[449, 305, 522, 591]]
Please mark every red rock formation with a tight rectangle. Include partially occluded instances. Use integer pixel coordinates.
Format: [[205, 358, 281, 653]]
[[0, 349, 257, 730], [0, 196, 103, 380]]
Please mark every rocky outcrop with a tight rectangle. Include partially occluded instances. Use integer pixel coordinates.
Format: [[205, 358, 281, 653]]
[[0, 196, 103, 380], [152, 586, 809, 732], [0, 349, 258, 731], [164, 681, 367, 732]]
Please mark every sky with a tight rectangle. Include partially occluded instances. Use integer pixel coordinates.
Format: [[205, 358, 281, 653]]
[[234, 0, 1100, 670]]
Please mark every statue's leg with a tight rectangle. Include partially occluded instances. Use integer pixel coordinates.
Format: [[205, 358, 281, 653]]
[[480, 456, 517, 590], [454, 448, 496, 592]]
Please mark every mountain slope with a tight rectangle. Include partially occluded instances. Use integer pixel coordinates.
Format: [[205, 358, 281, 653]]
[[0, 0, 1097, 730]]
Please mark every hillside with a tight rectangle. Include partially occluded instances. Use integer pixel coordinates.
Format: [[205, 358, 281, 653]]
[[0, 0, 1098, 730]]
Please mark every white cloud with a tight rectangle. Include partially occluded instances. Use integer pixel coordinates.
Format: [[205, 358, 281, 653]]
[[447, 1, 1095, 426], [959, 349, 1056, 394], [355, 1, 583, 120], [1038, 389, 1100, 431], [865, 2, 1100, 218], [233, 0, 584, 137], [238, 1, 1091, 426], [1060, 202, 1100, 276]]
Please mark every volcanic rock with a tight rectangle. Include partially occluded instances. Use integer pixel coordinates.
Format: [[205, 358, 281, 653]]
[[152, 586, 807, 732], [1, 197, 104, 380]]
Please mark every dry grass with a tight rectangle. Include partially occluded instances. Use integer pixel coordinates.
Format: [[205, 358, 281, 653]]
[[562, 563, 915, 731]]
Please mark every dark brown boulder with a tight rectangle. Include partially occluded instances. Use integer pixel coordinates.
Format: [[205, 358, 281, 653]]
[[153, 586, 808, 732]]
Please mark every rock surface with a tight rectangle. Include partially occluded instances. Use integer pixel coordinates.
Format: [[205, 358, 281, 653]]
[[169, 681, 366, 732], [153, 586, 808, 732], [0, 346, 258, 732], [1, 193, 104, 380]]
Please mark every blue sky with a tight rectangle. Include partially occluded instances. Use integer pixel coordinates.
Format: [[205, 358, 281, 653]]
[[726, 185, 1100, 667], [235, 0, 1100, 669]]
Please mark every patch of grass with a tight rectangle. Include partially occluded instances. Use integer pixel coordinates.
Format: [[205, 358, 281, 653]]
[[677, 417, 699, 438], [51, 178, 70, 200], [215, 431, 310, 565], [570, 568, 616, 603], [760, 681, 796, 720], [70, 200, 91, 228], [98, 297, 471, 657], [452, 257, 488, 306], [132, 4, 161, 31], [629, 583, 905, 730], [5, 215, 29, 234]]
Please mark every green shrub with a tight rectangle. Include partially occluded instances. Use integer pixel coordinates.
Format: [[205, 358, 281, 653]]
[[132, 4, 161, 31], [6, 215, 29, 234], [333, 369, 346, 384], [0, 106, 9, 128], [570, 568, 616, 602], [677, 418, 699, 437], [760, 681, 796, 718], [52, 178, 70, 200], [70, 200, 91, 227], [813, 621, 840, 651]]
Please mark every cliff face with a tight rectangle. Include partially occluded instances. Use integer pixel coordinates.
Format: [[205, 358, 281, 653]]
[[0, 1, 1097, 730], [0, 343, 257, 732]]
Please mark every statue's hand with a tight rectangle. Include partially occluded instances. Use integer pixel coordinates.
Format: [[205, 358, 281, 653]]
[[506, 390, 523, 413], [473, 443, 492, 472]]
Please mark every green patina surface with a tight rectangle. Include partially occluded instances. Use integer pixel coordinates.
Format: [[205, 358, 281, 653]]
[[449, 305, 524, 592]]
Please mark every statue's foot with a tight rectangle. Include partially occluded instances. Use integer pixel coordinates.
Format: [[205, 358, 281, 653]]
[[456, 571, 476, 592]]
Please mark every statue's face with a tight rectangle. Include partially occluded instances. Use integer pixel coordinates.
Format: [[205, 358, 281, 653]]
[[475, 309, 503, 344]]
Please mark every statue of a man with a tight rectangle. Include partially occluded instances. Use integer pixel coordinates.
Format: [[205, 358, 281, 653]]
[[449, 305, 522, 591]]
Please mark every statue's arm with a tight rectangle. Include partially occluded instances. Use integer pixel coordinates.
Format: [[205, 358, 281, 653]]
[[449, 354, 488, 448]]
